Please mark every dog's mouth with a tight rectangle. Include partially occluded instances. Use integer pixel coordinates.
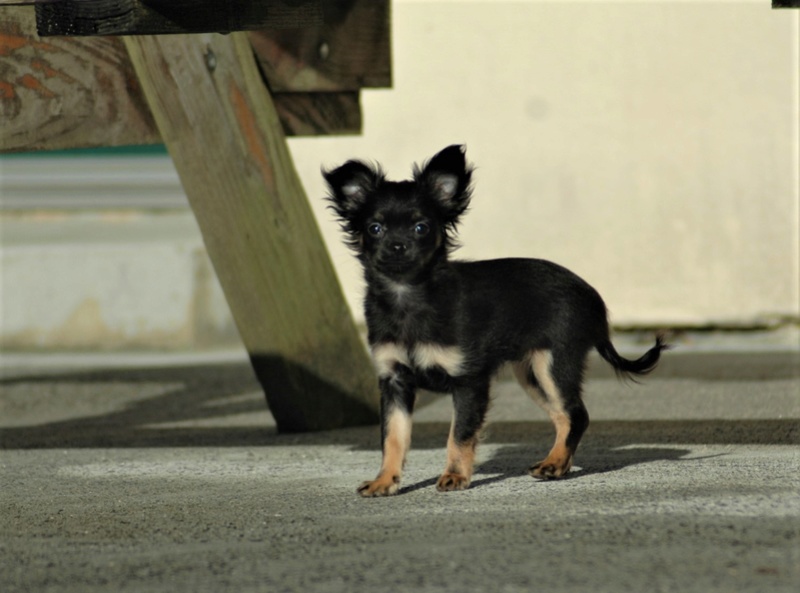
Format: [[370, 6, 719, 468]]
[[378, 260, 413, 273], [375, 256, 417, 277]]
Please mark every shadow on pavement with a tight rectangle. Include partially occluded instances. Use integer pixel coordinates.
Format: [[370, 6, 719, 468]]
[[400, 444, 698, 493], [400, 418, 797, 492], [586, 349, 799, 381], [1, 355, 797, 452]]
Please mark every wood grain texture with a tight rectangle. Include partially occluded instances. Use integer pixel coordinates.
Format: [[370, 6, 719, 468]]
[[272, 91, 361, 136], [0, 7, 159, 152], [123, 32, 379, 431], [0, 6, 366, 152], [35, 0, 322, 36]]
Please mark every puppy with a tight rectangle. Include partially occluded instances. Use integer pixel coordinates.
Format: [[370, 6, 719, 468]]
[[324, 145, 667, 497]]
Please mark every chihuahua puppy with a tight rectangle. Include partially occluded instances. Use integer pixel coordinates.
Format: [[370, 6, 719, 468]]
[[324, 145, 666, 497]]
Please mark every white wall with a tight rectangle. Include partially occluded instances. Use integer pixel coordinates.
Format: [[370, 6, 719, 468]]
[[290, 0, 800, 328]]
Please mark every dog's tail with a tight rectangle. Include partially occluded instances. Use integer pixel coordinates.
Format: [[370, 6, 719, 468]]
[[595, 334, 669, 380]]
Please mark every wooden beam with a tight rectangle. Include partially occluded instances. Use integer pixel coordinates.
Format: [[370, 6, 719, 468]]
[[0, 7, 363, 153], [123, 31, 379, 432], [35, 0, 322, 36], [272, 91, 361, 136], [249, 0, 391, 92], [0, 8, 159, 152]]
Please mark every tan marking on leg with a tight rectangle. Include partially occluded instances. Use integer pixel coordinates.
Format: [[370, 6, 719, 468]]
[[519, 350, 574, 479], [412, 343, 466, 377], [357, 407, 412, 497], [531, 414, 574, 479], [436, 413, 477, 492], [371, 342, 410, 378], [512, 358, 547, 407]]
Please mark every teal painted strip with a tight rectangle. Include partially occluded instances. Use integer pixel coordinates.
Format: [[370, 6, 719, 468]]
[[0, 145, 169, 159]]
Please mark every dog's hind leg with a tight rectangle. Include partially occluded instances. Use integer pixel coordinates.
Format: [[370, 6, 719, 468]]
[[437, 380, 491, 492], [513, 350, 589, 479]]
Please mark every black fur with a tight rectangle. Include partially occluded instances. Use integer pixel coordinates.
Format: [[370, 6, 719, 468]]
[[324, 145, 668, 497]]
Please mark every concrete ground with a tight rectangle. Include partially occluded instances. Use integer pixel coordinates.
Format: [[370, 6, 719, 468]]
[[1, 347, 798, 593]]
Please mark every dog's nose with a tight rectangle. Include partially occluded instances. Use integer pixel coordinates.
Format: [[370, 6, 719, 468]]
[[391, 242, 407, 254]]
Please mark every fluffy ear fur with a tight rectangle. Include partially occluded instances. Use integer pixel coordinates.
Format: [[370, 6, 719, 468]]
[[414, 145, 473, 225], [323, 160, 383, 218], [323, 160, 384, 251]]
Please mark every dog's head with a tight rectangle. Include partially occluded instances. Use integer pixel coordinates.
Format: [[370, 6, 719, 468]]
[[324, 145, 473, 281]]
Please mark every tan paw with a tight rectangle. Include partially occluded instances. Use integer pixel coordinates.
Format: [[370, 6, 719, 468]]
[[357, 474, 400, 497], [436, 471, 471, 492], [529, 456, 572, 480]]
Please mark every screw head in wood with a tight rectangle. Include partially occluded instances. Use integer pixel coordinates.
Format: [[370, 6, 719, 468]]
[[204, 47, 217, 72]]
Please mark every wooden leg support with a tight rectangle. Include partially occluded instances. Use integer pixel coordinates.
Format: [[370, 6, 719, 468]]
[[124, 33, 379, 432]]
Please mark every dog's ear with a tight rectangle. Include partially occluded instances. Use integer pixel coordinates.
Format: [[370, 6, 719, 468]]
[[323, 160, 384, 252], [323, 160, 382, 220], [416, 145, 473, 223]]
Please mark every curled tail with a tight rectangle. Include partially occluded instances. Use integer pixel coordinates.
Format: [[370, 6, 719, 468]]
[[596, 334, 668, 380]]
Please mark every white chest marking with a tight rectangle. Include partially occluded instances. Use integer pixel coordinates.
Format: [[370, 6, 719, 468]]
[[412, 343, 466, 377], [372, 343, 411, 378], [387, 280, 412, 302], [371, 342, 466, 378]]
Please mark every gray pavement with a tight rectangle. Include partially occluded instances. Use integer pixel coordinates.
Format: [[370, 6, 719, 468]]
[[1, 348, 799, 593]]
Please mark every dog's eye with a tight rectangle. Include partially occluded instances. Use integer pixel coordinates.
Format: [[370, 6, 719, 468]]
[[367, 223, 384, 237], [414, 222, 430, 237]]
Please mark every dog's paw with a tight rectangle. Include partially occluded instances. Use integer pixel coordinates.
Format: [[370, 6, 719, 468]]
[[529, 459, 571, 480], [357, 475, 400, 497], [436, 471, 471, 492]]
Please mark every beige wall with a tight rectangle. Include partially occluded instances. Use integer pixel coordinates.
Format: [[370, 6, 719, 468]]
[[2, 1, 797, 351], [290, 0, 799, 328]]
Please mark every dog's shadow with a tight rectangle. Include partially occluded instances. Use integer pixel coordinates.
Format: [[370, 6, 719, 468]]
[[478, 443, 696, 486], [401, 446, 697, 494], [396, 420, 756, 494], [400, 443, 697, 494]]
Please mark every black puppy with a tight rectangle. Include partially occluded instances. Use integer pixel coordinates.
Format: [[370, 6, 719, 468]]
[[324, 145, 666, 497]]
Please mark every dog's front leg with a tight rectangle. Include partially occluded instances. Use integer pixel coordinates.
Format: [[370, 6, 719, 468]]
[[437, 381, 490, 492], [357, 365, 416, 497]]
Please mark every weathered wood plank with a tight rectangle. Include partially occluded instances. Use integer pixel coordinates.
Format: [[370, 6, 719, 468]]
[[123, 31, 379, 432], [0, 6, 368, 152], [249, 0, 391, 92], [0, 8, 160, 152], [35, 0, 322, 36], [272, 91, 361, 136]]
